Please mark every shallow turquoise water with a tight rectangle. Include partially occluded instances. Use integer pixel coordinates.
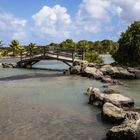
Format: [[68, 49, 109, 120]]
[[116, 80, 140, 106]]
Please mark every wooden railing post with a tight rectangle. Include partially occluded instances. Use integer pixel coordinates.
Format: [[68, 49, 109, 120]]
[[46, 47, 49, 56], [29, 48, 32, 58], [57, 48, 59, 58], [20, 50, 22, 61], [43, 47, 46, 57], [72, 49, 75, 62], [82, 50, 84, 60]]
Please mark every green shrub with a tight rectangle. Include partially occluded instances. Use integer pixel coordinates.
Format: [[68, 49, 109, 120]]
[[113, 21, 140, 67], [84, 51, 103, 63]]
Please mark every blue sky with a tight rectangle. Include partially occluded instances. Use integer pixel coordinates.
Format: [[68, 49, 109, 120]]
[[0, 0, 140, 45], [0, 0, 80, 19]]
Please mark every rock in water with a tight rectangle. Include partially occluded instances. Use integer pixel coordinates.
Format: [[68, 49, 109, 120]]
[[103, 88, 118, 94], [100, 65, 136, 79], [2, 63, 16, 68], [100, 65, 114, 75], [85, 87, 101, 96], [70, 65, 81, 74], [87, 86, 134, 108], [85, 87, 94, 96], [111, 67, 136, 79], [107, 112, 140, 140], [87, 87, 105, 105], [101, 76, 113, 83], [102, 102, 126, 123], [83, 67, 103, 79], [63, 70, 70, 75], [104, 94, 134, 108]]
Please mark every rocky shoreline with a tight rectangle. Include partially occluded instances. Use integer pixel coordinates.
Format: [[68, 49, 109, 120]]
[[70, 60, 140, 81], [85, 86, 140, 140], [70, 60, 140, 140]]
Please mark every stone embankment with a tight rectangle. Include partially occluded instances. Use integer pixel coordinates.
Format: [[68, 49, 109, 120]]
[[70, 60, 140, 81], [85, 86, 140, 140]]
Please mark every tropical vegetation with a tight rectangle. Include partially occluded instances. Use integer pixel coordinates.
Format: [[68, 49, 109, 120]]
[[113, 21, 140, 67], [0, 39, 118, 64]]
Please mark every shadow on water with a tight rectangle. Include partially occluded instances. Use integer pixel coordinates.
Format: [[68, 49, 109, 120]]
[[0, 73, 65, 81]]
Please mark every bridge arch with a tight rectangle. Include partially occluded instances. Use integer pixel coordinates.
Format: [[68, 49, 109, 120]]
[[17, 47, 84, 69]]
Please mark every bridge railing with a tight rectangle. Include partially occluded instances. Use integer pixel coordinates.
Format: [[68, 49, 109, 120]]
[[20, 47, 84, 62]]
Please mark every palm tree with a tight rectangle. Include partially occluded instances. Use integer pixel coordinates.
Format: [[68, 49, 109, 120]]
[[0, 40, 4, 48], [28, 43, 36, 50], [9, 40, 20, 56], [28, 43, 37, 57]]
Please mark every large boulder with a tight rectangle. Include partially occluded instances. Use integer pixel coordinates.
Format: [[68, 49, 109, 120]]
[[101, 76, 123, 85], [88, 87, 134, 108], [107, 112, 140, 140], [102, 102, 126, 123], [70, 60, 89, 74], [127, 67, 140, 79], [100, 65, 114, 75], [104, 93, 134, 108], [111, 67, 136, 79], [70, 65, 81, 74], [83, 67, 103, 79], [88, 88, 105, 105], [100, 65, 136, 79], [87, 63, 96, 67], [73, 60, 88, 68]]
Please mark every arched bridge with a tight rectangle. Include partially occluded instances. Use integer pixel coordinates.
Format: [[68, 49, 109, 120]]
[[17, 47, 84, 68]]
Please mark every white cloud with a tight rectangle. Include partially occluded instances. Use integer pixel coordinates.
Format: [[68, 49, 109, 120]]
[[32, 5, 73, 39], [76, 0, 112, 34], [78, 0, 111, 20], [113, 0, 140, 22], [0, 12, 27, 42], [31, 0, 114, 39], [75, 0, 140, 37]]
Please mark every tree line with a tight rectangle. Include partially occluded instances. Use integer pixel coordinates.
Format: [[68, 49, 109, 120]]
[[49, 39, 118, 54], [0, 39, 118, 64]]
